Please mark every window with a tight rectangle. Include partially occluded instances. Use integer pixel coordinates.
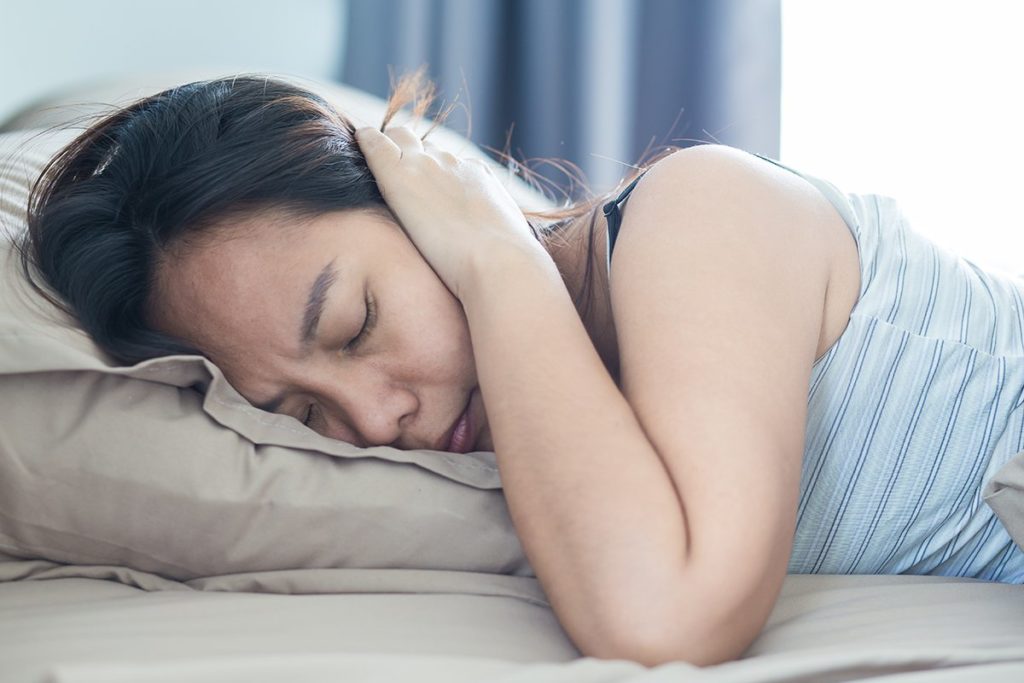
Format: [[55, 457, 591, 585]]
[[781, 0, 1024, 276]]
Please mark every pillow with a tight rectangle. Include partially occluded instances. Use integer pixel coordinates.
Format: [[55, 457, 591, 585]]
[[983, 449, 1024, 553], [0, 74, 549, 581]]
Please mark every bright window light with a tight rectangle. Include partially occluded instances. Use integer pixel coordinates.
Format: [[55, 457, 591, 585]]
[[781, 0, 1024, 277]]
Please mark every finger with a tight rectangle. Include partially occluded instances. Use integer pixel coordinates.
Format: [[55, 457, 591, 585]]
[[382, 126, 424, 157], [354, 127, 402, 174], [422, 139, 459, 165]]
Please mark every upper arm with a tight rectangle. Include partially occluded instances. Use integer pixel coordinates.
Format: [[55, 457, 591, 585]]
[[608, 144, 833, 657]]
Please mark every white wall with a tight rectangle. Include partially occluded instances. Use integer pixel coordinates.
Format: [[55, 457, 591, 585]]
[[0, 0, 348, 123], [781, 0, 1024, 277]]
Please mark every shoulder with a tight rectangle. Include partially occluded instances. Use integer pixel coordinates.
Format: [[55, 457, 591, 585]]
[[608, 141, 835, 393], [622, 143, 838, 261], [609, 143, 837, 356], [608, 142, 835, 392]]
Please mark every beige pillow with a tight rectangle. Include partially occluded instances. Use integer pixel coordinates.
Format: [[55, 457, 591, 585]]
[[983, 449, 1024, 553], [0, 75, 548, 581]]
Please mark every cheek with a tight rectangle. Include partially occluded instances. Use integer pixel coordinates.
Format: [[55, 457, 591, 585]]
[[450, 310, 476, 374], [382, 246, 476, 377], [397, 286, 475, 374]]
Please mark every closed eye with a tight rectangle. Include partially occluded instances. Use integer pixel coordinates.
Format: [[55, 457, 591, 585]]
[[301, 292, 377, 428], [345, 291, 377, 351], [302, 404, 317, 427]]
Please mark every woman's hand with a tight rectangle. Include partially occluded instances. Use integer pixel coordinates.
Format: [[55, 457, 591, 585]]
[[354, 125, 548, 300]]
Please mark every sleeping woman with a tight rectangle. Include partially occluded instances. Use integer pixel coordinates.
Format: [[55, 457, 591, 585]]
[[18, 72, 1024, 667]]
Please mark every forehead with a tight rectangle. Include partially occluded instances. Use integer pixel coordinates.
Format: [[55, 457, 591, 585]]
[[151, 208, 386, 361]]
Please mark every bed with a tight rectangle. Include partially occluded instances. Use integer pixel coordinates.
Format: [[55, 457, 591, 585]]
[[2, 72, 1024, 683]]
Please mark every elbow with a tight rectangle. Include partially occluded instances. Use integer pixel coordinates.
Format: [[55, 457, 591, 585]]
[[577, 589, 766, 668], [555, 554, 784, 667], [586, 623, 753, 669]]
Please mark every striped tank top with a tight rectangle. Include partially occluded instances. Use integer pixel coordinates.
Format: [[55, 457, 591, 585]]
[[604, 150, 1024, 583]]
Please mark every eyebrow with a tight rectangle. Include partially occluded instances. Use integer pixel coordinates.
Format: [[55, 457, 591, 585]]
[[254, 259, 339, 414], [301, 259, 340, 349]]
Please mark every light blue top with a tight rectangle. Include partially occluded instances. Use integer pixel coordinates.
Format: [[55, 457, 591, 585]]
[[754, 153, 1024, 582], [605, 150, 1024, 582]]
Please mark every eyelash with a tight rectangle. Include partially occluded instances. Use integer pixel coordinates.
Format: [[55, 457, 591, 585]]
[[345, 291, 377, 351], [302, 293, 377, 428]]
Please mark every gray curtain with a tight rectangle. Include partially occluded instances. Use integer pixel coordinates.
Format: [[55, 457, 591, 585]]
[[341, 0, 780, 198]]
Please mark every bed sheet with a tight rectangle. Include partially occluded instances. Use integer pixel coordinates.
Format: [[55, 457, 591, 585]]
[[2, 560, 1024, 683]]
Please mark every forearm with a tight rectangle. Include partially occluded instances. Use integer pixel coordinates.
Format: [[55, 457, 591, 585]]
[[461, 247, 694, 659]]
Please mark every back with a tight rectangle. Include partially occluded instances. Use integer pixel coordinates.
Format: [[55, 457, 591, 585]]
[[794, 182, 1024, 581]]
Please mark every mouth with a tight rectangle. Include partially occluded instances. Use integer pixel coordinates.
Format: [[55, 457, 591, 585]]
[[440, 391, 475, 453]]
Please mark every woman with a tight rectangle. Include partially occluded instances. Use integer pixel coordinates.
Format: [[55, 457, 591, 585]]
[[19, 72, 1024, 667]]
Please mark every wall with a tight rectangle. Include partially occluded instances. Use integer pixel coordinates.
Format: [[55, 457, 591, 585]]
[[0, 0, 347, 124]]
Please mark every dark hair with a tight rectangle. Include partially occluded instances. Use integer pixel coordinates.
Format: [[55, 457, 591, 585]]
[[18, 70, 665, 365]]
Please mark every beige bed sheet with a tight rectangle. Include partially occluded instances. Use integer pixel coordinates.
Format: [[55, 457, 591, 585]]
[[2, 558, 1023, 683]]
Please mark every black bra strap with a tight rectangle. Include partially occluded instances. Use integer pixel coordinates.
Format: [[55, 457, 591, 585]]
[[602, 171, 648, 274]]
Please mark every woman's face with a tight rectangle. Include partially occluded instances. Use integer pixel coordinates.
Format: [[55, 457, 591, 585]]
[[150, 208, 493, 453]]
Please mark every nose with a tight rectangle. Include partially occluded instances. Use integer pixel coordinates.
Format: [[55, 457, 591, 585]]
[[312, 361, 416, 448]]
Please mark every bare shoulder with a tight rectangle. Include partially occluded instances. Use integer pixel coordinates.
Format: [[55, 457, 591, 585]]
[[609, 141, 835, 453], [619, 143, 855, 361], [610, 142, 838, 380], [604, 143, 837, 647], [622, 143, 840, 277]]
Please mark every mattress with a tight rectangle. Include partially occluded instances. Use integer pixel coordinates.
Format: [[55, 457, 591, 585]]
[[3, 559, 1024, 682]]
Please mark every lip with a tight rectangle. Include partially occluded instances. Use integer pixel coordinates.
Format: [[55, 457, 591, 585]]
[[441, 392, 474, 453]]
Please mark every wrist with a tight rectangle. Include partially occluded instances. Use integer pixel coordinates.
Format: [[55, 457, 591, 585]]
[[462, 240, 561, 308]]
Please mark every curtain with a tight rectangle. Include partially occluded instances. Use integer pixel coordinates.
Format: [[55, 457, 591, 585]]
[[341, 0, 780, 198]]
